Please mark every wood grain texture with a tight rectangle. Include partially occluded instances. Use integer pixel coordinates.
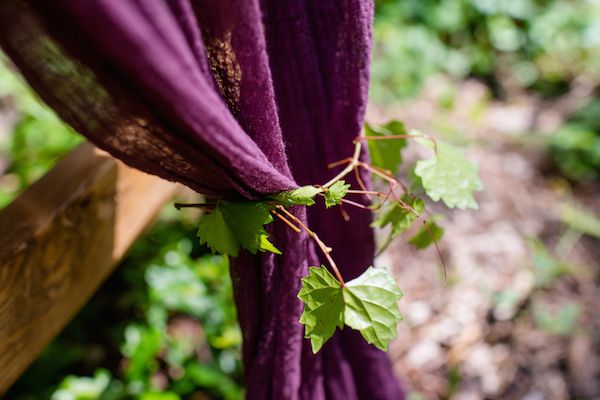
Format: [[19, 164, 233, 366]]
[[0, 142, 179, 393]]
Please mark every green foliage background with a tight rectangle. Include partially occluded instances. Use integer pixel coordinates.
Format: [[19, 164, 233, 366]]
[[8, 213, 244, 400], [372, 0, 600, 102]]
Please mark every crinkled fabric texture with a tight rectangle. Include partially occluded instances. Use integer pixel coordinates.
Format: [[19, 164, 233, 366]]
[[0, 1, 403, 399]]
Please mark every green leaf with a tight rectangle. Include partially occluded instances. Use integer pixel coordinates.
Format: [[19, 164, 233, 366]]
[[408, 221, 444, 249], [534, 303, 580, 336], [343, 267, 403, 351], [365, 120, 407, 174], [408, 164, 425, 193], [324, 180, 350, 208], [51, 369, 113, 400], [221, 201, 274, 251], [184, 363, 243, 400], [298, 267, 345, 353], [298, 266, 403, 353], [371, 195, 425, 239], [559, 203, 600, 239], [197, 201, 279, 257], [197, 208, 239, 256], [121, 325, 163, 381], [271, 185, 322, 206], [140, 392, 181, 400], [258, 234, 281, 255], [530, 239, 571, 287], [146, 264, 209, 317], [415, 142, 483, 209]]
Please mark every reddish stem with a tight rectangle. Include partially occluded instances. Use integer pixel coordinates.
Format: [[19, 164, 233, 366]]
[[272, 209, 302, 233], [354, 166, 371, 197], [276, 205, 345, 285], [327, 157, 353, 169], [339, 198, 371, 210], [338, 203, 351, 221]]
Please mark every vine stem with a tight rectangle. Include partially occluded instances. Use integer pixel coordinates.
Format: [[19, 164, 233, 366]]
[[327, 157, 353, 169], [317, 192, 371, 210], [319, 136, 445, 279], [345, 189, 447, 279], [276, 205, 345, 286], [339, 197, 372, 210], [322, 141, 362, 189], [358, 162, 407, 193], [354, 165, 370, 197], [271, 209, 301, 233], [177, 130, 447, 282], [174, 202, 215, 211], [347, 189, 380, 195]]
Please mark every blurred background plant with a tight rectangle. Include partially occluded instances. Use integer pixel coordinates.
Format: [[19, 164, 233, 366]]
[[2, 0, 600, 398], [5, 205, 243, 399], [0, 54, 82, 207], [371, 0, 600, 102]]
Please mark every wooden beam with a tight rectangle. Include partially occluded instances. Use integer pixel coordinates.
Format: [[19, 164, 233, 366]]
[[0, 142, 180, 393]]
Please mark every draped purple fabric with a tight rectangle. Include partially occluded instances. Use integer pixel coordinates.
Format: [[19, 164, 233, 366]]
[[0, 1, 403, 398]]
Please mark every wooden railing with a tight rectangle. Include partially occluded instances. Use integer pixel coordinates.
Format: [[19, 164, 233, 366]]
[[0, 142, 179, 393]]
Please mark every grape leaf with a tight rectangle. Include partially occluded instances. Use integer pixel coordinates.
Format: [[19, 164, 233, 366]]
[[298, 267, 345, 353], [343, 267, 403, 351], [197, 208, 239, 256], [298, 266, 403, 353], [371, 195, 425, 239], [408, 164, 425, 193], [197, 200, 279, 257], [271, 185, 322, 206], [324, 180, 350, 208], [365, 120, 407, 174], [258, 234, 282, 255], [415, 142, 483, 209], [220, 201, 276, 252], [408, 220, 444, 249]]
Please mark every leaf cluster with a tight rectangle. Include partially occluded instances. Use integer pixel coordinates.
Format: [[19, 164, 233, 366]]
[[298, 266, 403, 353], [192, 118, 484, 355], [197, 201, 280, 257], [365, 120, 407, 174], [414, 141, 483, 209], [324, 180, 350, 208], [372, 195, 425, 240], [269, 185, 322, 206], [197, 181, 355, 258]]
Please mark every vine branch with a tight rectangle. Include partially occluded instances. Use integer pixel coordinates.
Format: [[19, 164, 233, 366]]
[[275, 205, 345, 286]]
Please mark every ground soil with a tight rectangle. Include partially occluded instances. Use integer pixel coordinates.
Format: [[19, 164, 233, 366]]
[[369, 77, 600, 400]]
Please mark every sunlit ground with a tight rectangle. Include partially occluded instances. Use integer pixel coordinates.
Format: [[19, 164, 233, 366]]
[[369, 76, 600, 399]]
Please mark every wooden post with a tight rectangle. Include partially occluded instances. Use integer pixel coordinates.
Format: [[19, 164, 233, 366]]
[[0, 142, 180, 393]]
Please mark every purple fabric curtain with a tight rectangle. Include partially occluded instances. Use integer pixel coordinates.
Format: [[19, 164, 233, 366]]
[[0, 1, 403, 398]]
